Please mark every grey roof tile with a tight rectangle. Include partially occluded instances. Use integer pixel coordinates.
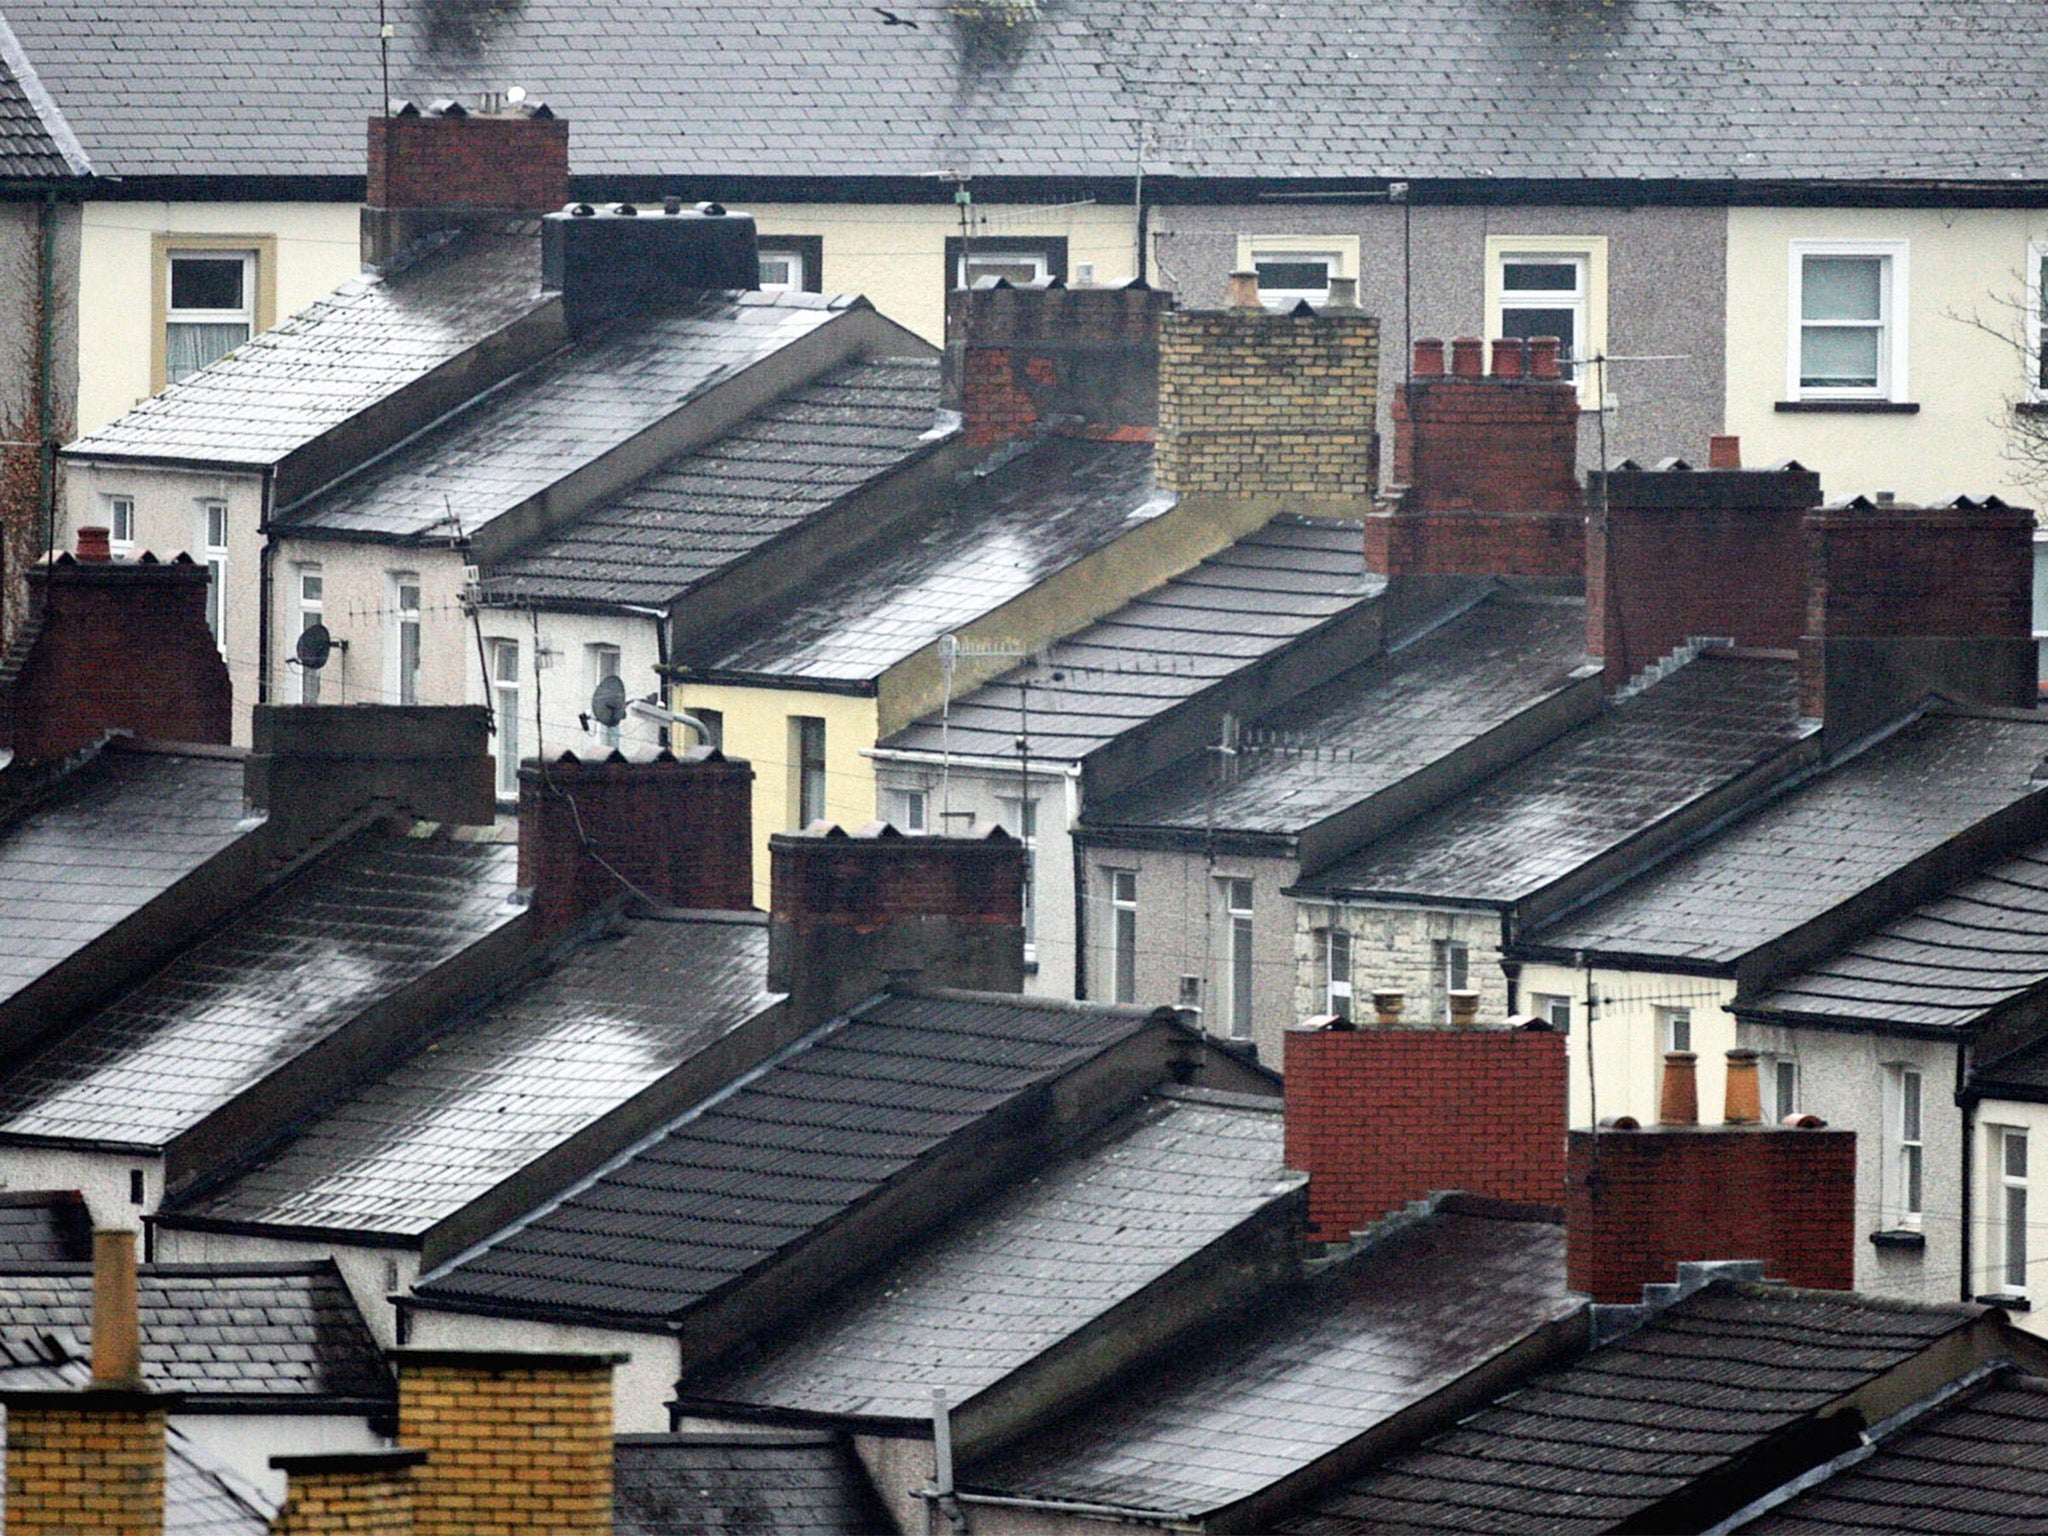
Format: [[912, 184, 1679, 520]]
[[485, 358, 943, 610], [681, 439, 1168, 683], [967, 1205, 1576, 1519], [0, 14, 89, 178], [411, 990, 1163, 1327], [0, 1193, 90, 1263], [167, 912, 777, 1239], [1528, 712, 2048, 967], [0, 833, 518, 1150], [613, 1433, 892, 1536], [684, 1094, 1297, 1421], [884, 517, 1381, 762], [0, 744, 249, 1011], [1089, 594, 1590, 838], [1303, 652, 1811, 904]]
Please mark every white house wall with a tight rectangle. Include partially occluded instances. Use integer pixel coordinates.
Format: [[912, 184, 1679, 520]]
[[403, 1307, 679, 1435], [0, 1146, 158, 1233]]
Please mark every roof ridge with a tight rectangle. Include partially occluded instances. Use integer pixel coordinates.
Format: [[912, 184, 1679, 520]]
[[0, 12, 90, 178]]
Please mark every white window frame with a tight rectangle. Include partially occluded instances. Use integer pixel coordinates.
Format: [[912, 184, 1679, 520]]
[[955, 247, 1053, 290], [1001, 797, 1040, 956], [105, 493, 135, 550], [1768, 1055, 1800, 1124], [1891, 1065, 1925, 1230], [1661, 1006, 1693, 1055], [2034, 538, 2048, 692], [1108, 869, 1138, 1006], [296, 564, 324, 705], [757, 247, 809, 293], [887, 787, 928, 833], [1529, 992, 1573, 1032], [791, 716, 827, 828], [1218, 877, 1255, 1041], [1435, 939, 1470, 1023], [585, 643, 621, 748], [2028, 241, 2048, 403], [1485, 235, 1608, 407], [1325, 928, 1353, 1018], [196, 499, 228, 649], [490, 638, 521, 798], [386, 573, 423, 707], [1235, 234, 1359, 309], [165, 249, 256, 383], [1999, 1125, 2030, 1295], [1786, 239, 1910, 404]]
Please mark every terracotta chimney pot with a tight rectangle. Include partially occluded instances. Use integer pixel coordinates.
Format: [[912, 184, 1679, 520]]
[[89, 1229, 142, 1389], [1448, 988, 1481, 1028], [1526, 336, 1563, 380], [1708, 433, 1743, 470], [1371, 989, 1405, 1027], [1659, 1050, 1699, 1127], [74, 526, 112, 563], [1490, 338, 1526, 379], [1724, 1048, 1763, 1126], [1227, 270, 1263, 310], [1412, 338, 1445, 377], [1449, 337, 1485, 378]]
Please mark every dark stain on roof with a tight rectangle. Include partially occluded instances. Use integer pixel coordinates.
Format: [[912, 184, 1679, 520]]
[[613, 1432, 893, 1536]]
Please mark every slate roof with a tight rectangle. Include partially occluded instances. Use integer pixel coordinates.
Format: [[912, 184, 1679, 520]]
[[1087, 592, 1589, 839], [15, 3, 2048, 186], [167, 911, 776, 1240], [163, 1433, 274, 1536], [0, 1261, 390, 1408], [1281, 1283, 1984, 1536], [1525, 711, 2048, 968], [1301, 652, 1811, 905], [1745, 837, 2048, 1033], [1966, 1032, 2048, 1104], [0, 12, 89, 179], [0, 1192, 89, 1263], [0, 833, 519, 1151], [613, 1433, 893, 1536], [966, 1203, 1575, 1521], [65, 230, 547, 470], [277, 291, 856, 541], [681, 438, 1167, 683], [411, 989, 1167, 1327], [683, 1092, 1297, 1421], [1738, 1367, 2048, 1536], [484, 358, 944, 611], [0, 743, 249, 1012], [884, 517, 1381, 762]]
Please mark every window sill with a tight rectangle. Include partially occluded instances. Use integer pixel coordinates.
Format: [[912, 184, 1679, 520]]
[[1868, 1228, 1926, 1251], [1774, 400, 1920, 414], [1975, 1291, 2032, 1313]]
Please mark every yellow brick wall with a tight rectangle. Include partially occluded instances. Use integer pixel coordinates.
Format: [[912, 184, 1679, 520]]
[[6, 1398, 166, 1536], [270, 1467, 416, 1535], [398, 1360, 613, 1536], [1156, 309, 1380, 501]]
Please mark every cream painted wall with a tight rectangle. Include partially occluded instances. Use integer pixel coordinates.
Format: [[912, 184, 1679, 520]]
[[1518, 962, 1737, 1130], [76, 201, 364, 436], [1726, 207, 2048, 504], [670, 682, 880, 910]]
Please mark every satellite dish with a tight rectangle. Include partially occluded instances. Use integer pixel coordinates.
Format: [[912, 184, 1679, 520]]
[[590, 674, 627, 729], [295, 624, 333, 671]]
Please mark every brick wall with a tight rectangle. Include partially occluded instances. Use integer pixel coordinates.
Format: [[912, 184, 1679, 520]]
[[1366, 340, 1583, 578], [270, 1452, 424, 1535], [367, 111, 569, 213], [1564, 1125, 1857, 1302], [4, 1391, 166, 1536], [1585, 461, 1823, 685], [397, 1352, 614, 1536], [1283, 1024, 1567, 1242], [947, 285, 1172, 448], [1156, 308, 1378, 502], [517, 750, 756, 934], [0, 544, 232, 763]]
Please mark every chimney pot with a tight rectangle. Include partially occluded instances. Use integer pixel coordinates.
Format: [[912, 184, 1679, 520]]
[[1411, 338, 1445, 377], [1449, 337, 1485, 378], [1659, 1050, 1699, 1127], [1708, 433, 1742, 470], [1724, 1047, 1763, 1126], [74, 526, 112, 563], [1489, 337, 1526, 379], [1227, 270, 1263, 310], [1447, 988, 1481, 1028], [1371, 989, 1405, 1027], [1526, 336, 1563, 379], [1324, 275, 1359, 310], [89, 1229, 142, 1389]]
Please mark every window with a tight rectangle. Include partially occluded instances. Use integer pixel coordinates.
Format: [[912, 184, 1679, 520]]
[[2002, 1128, 2030, 1293], [491, 639, 521, 797], [1219, 878, 1255, 1040], [586, 644, 621, 747], [1435, 940, 1470, 1023], [888, 787, 929, 833], [296, 565, 323, 705], [1236, 235, 1357, 309], [389, 574, 422, 706], [1529, 992, 1573, 1032], [791, 716, 826, 828], [166, 250, 255, 383], [1486, 236, 1607, 405], [946, 236, 1067, 294], [1772, 1058, 1800, 1123], [757, 237, 822, 294], [105, 494, 135, 549], [2030, 243, 2048, 398], [1788, 241, 1908, 402], [1325, 929, 1353, 1018], [1662, 1006, 1693, 1055], [1001, 797, 1040, 948], [692, 707, 723, 751], [197, 500, 228, 647], [1108, 869, 1138, 1005], [1898, 1066, 1925, 1227], [2033, 541, 2048, 691]]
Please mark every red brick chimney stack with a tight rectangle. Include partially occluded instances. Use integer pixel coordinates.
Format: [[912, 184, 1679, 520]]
[[363, 99, 570, 266], [946, 282, 1173, 450]]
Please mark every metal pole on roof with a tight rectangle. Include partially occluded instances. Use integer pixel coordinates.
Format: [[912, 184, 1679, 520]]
[[378, 1, 392, 114]]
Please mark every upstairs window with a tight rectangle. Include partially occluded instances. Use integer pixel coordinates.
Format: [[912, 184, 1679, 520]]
[[2031, 243, 2048, 398], [1891, 1065, 1925, 1229], [586, 643, 621, 747], [757, 237, 822, 294], [105, 494, 135, 550], [1661, 1006, 1693, 1055], [297, 565, 323, 705], [1237, 235, 1357, 310], [1324, 929, 1353, 1018], [1108, 869, 1138, 1005], [947, 236, 1068, 296], [887, 787, 928, 833], [1499, 255, 1588, 380], [791, 716, 827, 828], [491, 639, 521, 797], [166, 251, 255, 383], [196, 500, 228, 647], [2001, 1127, 2030, 1294], [1529, 992, 1573, 1032], [1219, 877, 1255, 1040], [389, 575, 422, 706], [1435, 940, 1470, 1023], [1789, 241, 1908, 402], [1001, 797, 1040, 950]]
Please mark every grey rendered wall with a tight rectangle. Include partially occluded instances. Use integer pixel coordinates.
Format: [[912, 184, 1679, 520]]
[[1151, 202, 1727, 479]]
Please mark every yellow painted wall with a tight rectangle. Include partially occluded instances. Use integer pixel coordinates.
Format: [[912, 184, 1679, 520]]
[[76, 201, 364, 436], [1725, 207, 2048, 504], [1520, 961, 1738, 1130], [669, 683, 880, 911]]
